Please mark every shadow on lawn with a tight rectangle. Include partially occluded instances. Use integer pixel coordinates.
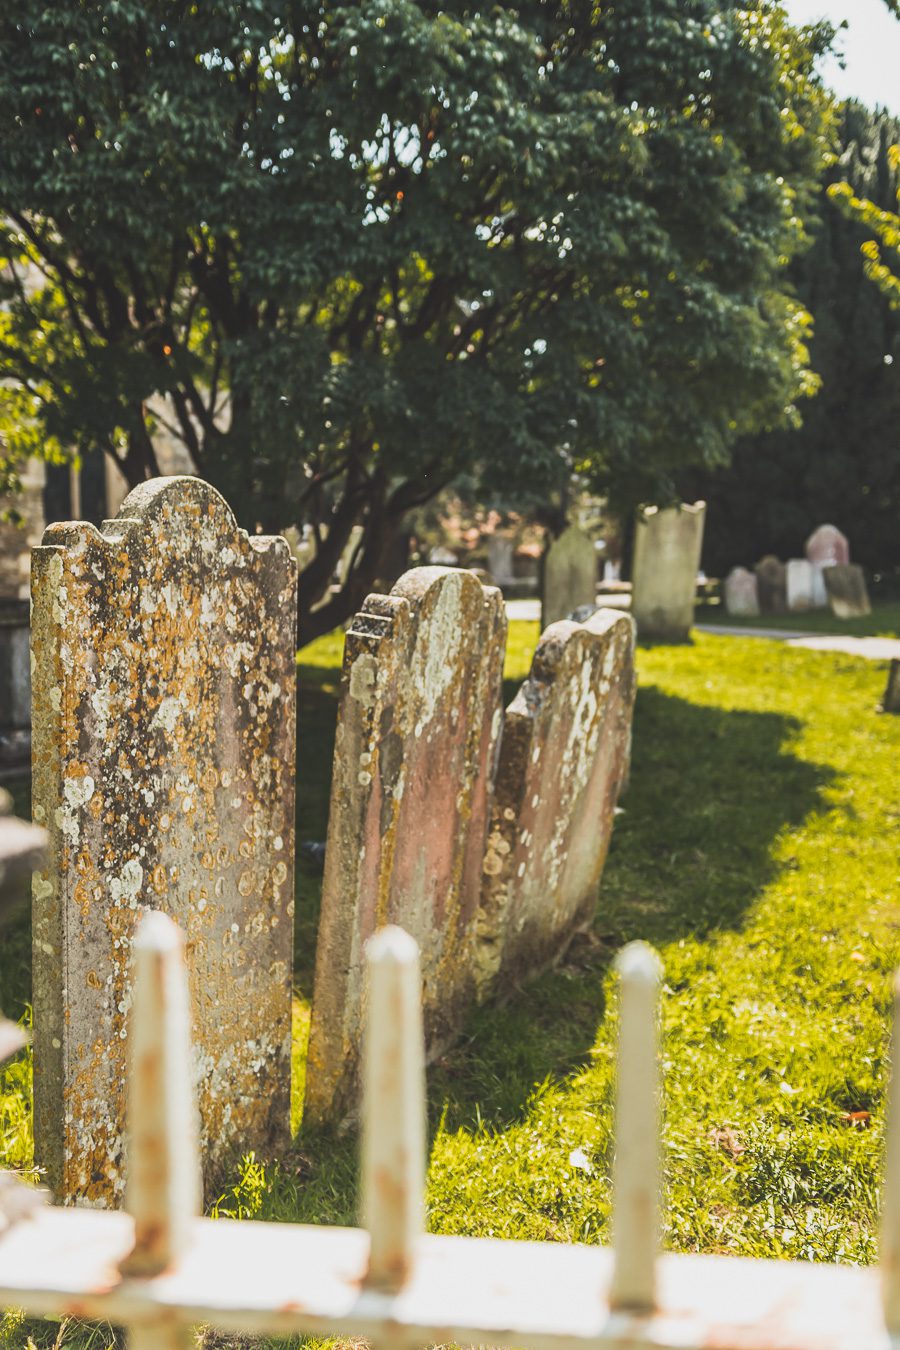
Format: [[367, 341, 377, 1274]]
[[426, 683, 836, 1136]]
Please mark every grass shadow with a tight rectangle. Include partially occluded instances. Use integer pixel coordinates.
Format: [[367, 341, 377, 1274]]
[[427, 684, 836, 1136]]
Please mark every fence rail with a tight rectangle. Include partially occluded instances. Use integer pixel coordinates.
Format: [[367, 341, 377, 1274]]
[[0, 914, 897, 1350]]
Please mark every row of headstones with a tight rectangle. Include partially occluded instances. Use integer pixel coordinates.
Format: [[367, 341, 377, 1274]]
[[724, 525, 871, 620], [30, 477, 637, 1207], [544, 502, 707, 641]]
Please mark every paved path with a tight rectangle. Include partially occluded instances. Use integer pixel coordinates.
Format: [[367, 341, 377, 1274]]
[[505, 601, 900, 662], [696, 625, 900, 662]]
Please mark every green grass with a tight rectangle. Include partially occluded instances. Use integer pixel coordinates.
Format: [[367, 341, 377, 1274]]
[[3, 622, 900, 1346]]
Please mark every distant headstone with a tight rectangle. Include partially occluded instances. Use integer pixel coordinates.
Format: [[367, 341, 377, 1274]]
[[754, 556, 787, 614], [31, 477, 297, 1206], [882, 660, 900, 714], [786, 559, 816, 612], [476, 609, 635, 995], [823, 563, 871, 619], [631, 502, 706, 642], [305, 567, 506, 1124], [487, 536, 516, 587], [723, 568, 760, 618], [542, 526, 597, 629], [805, 524, 850, 569], [0, 457, 45, 602]]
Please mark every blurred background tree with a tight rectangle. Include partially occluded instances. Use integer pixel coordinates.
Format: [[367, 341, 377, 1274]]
[[0, 1, 834, 641], [679, 101, 900, 577]]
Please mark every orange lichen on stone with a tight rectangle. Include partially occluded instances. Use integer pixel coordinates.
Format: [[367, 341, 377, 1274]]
[[304, 567, 506, 1126], [31, 477, 297, 1206], [475, 609, 636, 995]]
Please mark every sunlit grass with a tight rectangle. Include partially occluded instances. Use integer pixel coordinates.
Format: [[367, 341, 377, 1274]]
[[3, 622, 899, 1345]]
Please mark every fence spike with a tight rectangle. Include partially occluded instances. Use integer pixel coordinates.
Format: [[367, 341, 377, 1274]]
[[120, 910, 201, 1283], [362, 925, 426, 1292], [609, 940, 662, 1314], [881, 969, 900, 1331]]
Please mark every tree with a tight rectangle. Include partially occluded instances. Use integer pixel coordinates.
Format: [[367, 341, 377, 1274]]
[[0, 1, 833, 643], [678, 102, 900, 576]]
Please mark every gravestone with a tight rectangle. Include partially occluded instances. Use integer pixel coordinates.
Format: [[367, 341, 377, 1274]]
[[805, 524, 850, 569], [754, 555, 787, 614], [786, 559, 815, 612], [723, 568, 760, 617], [631, 502, 706, 642], [305, 567, 506, 1124], [882, 660, 900, 714], [542, 526, 597, 629], [824, 563, 871, 619], [475, 609, 636, 996], [487, 536, 516, 587], [31, 477, 297, 1206]]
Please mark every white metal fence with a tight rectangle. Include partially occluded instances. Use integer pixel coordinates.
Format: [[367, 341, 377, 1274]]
[[1, 912, 898, 1349]]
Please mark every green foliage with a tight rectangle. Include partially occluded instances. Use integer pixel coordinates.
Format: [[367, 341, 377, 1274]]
[[0, 2, 835, 639], [681, 101, 900, 576]]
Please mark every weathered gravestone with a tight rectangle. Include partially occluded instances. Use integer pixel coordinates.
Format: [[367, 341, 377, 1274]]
[[542, 526, 597, 629], [305, 567, 506, 1124], [487, 535, 516, 588], [754, 555, 787, 614], [805, 524, 850, 569], [723, 567, 760, 618], [31, 477, 297, 1205], [786, 559, 816, 612], [475, 609, 636, 996], [824, 563, 871, 619], [631, 502, 706, 642], [882, 660, 900, 714]]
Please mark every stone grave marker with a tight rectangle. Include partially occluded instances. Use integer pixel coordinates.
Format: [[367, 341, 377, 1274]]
[[487, 535, 516, 588], [723, 567, 760, 617], [305, 567, 506, 1125], [824, 563, 871, 619], [542, 526, 597, 629], [786, 559, 816, 612], [882, 660, 900, 714], [755, 556, 787, 614], [631, 502, 706, 642], [31, 477, 297, 1205], [475, 609, 636, 996], [805, 524, 850, 569]]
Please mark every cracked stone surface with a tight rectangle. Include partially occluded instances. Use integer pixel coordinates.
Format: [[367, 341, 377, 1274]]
[[305, 567, 506, 1125], [31, 477, 297, 1206], [476, 608, 636, 995]]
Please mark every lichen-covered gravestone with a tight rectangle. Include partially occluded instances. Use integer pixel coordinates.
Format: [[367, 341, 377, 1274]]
[[305, 567, 506, 1124], [476, 609, 635, 995], [31, 477, 297, 1205], [542, 526, 597, 629], [824, 564, 871, 619], [631, 502, 706, 641], [755, 555, 787, 614]]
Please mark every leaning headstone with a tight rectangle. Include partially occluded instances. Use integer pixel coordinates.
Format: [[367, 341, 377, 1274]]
[[31, 477, 297, 1206], [723, 567, 760, 617], [475, 609, 635, 996], [805, 524, 850, 569], [755, 555, 787, 614], [824, 563, 871, 619], [882, 660, 900, 714], [786, 558, 815, 612], [305, 567, 506, 1124], [631, 502, 706, 642], [542, 526, 597, 629]]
